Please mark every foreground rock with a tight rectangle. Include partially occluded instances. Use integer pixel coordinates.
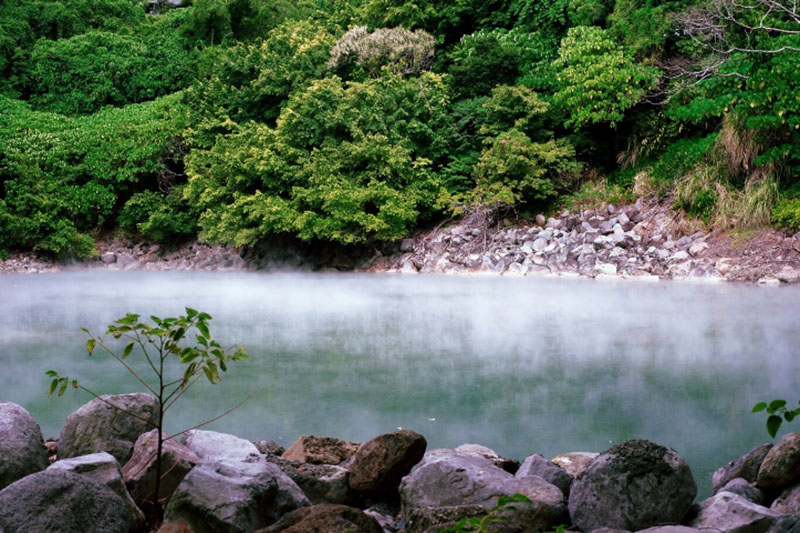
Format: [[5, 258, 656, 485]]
[[568, 439, 696, 532], [58, 393, 159, 464], [283, 435, 361, 465], [48, 451, 144, 526], [165, 461, 309, 532], [256, 503, 383, 533], [181, 429, 263, 463], [400, 453, 566, 532], [757, 433, 800, 490], [266, 455, 351, 504], [0, 402, 48, 490], [0, 470, 136, 532], [516, 453, 573, 497], [713, 443, 773, 494], [690, 491, 793, 532], [349, 429, 427, 496], [122, 429, 201, 510]]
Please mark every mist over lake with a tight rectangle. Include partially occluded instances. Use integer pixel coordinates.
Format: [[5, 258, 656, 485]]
[[2, 270, 799, 496]]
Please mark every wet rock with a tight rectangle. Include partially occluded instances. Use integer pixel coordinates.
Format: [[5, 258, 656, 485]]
[[165, 460, 309, 532], [400, 454, 566, 533], [0, 402, 48, 490], [58, 393, 159, 465], [757, 433, 800, 490], [718, 477, 765, 505], [516, 454, 572, 497], [690, 491, 783, 532], [48, 451, 144, 526], [122, 429, 201, 510], [713, 444, 773, 494], [256, 503, 382, 533], [0, 470, 136, 533], [349, 429, 427, 495], [568, 440, 696, 532], [181, 429, 263, 463], [283, 435, 360, 465]]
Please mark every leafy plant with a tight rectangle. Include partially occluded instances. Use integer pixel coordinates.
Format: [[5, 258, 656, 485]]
[[46, 308, 250, 525], [753, 399, 800, 438]]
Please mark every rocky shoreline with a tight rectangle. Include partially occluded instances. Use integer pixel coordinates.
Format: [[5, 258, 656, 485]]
[[2, 396, 800, 532], [2, 197, 800, 284]]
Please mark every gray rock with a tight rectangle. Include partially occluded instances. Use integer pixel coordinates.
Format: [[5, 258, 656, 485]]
[[400, 454, 566, 533], [0, 470, 135, 533], [181, 429, 264, 463], [688, 241, 709, 257], [254, 440, 285, 456], [256, 503, 383, 533], [533, 238, 548, 251], [48, 451, 144, 526], [638, 527, 701, 533], [122, 428, 201, 510], [101, 252, 117, 264], [771, 483, 800, 515], [0, 402, 48, 490], [713, 444, 773, 494], [546, 217, 562, 229], [453, 443, 519, 473], [568, 440, 696, 532], [58, 393, 158, 464], [719, 478, 765, 505], [166, 460, 309, 532], [690, 491, 783, 532], [672, 250, 690, 261], [535, 214, 546, 226], [757, 433, 800, 490], [400, 239, 415, 253], [594, 263, 618, 276], [598, 221, 614, 234], [516, 454, 573, 497], [777, 266, 800, 284], [266, 455, 351, 504]]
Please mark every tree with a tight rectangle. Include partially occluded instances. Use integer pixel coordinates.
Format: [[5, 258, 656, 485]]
[[47, 308, 250, 526]]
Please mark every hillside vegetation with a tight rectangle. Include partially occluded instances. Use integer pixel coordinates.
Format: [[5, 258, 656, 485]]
[[1, 0, 799, 258]]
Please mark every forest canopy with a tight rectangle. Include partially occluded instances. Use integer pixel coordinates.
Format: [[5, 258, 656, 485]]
[[1, 0, 799, 258]]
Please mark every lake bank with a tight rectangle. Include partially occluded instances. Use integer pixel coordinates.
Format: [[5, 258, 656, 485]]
[[2, 197, 800, 284]]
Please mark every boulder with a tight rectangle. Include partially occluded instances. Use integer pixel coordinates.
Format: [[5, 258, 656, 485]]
[[713, 444, 773, 494], [516, 453, 573, 497], [771, 483, 800, 515], [266, 455, 351, 504], [282, 435, 360, 465], [718, 477, 765, 505], [758, 433, 800, 490], [48, 451, 144, 526], [165, 460, 309, 532], [255, 503, 383, 533], [122, 429, 201, 510], [453, 443, 520, 473], [349, 429, 427, 495], [551, 452, 598, 478], [0, 402, 48, 490], [568, 440, 696, 532], [58, 393, 159, 464], [638, 527, 701, 533], [181, 429, 263, 463], [0, 470, 135, 533], [399, 454, 565, 533], [690, 491, 784, 532], [254, 440, 285, 456]]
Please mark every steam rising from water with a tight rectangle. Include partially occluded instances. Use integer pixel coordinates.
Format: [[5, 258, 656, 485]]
[[2, 270, 799, 496]]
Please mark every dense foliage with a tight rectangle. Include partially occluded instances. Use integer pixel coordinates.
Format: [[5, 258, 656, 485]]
[[2, 0, 799, 258]]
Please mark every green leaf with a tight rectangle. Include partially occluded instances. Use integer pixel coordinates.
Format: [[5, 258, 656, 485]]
[[203, 366, 215, 383], [768, 399, 787, 413], [753, 402, 768, 413], [86, 338, 96, 355], [49, 378, 58, 397], [45, 370, 58, 377], [197, 321, 210, 339], [767, 414, 783, 438], [123, 342, 134, 359], [58, 381, 68, 396]]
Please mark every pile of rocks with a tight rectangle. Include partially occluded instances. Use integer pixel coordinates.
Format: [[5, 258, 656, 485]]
[[369, 198, 800, 284], [3, 396, 800, 532]]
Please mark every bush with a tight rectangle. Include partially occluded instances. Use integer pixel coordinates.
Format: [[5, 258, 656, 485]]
[[771, 197, 800, 233], [118, 187, 198, 243]]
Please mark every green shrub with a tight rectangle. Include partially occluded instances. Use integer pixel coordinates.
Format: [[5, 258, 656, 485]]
[[328, 26, 435, 79], [771, 197, 800, 233], [119, 187, 198, 243]]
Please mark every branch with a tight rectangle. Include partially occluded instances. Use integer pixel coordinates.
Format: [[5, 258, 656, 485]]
[[95, 340, 157, 396], [77, 385, 158, 428], [166, 392, 256, 442]]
